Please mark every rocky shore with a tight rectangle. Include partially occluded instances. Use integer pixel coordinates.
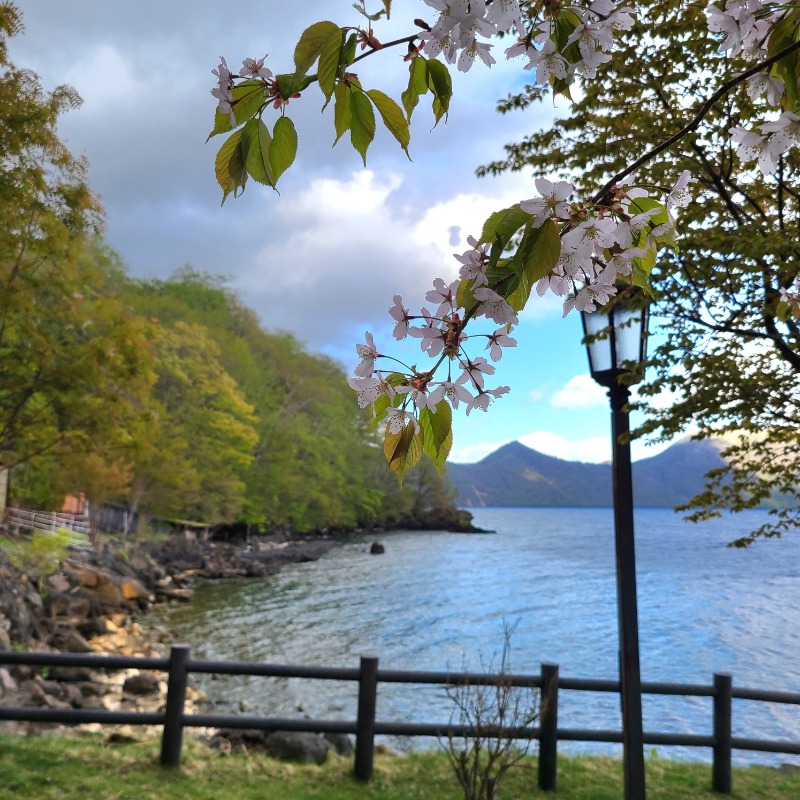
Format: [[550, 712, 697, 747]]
[[0, 532, 335, 738]]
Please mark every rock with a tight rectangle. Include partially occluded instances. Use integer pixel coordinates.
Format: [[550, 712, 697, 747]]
[[49, 627, 92, 653], [75, 618, 110, 638], [78, 681, 111, 698], [370, 542, 385, 555], [324, 732, 354, 756], [0, 668, 16, 692], [46, 592, 92, 620], [48, 666, 93, 682], [157, 587, 193, 602], [0, 626, 10, 650], [122, 672, 160, 696], [120, 578, 152, 603], [263, 731, 330, 765], [47, 574, 71, 594]]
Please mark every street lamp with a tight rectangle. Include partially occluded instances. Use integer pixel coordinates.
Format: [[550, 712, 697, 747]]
[[582, 295, 649, 800]]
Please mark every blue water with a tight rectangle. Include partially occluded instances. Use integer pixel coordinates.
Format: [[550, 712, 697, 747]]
[[150, 508, 800, 765]]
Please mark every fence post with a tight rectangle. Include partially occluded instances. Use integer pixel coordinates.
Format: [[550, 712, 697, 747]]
[[538, 662, 559, 792], [160, 644, 190, 768], [354, 655, 379, 781], [713, 673, 732, 794]]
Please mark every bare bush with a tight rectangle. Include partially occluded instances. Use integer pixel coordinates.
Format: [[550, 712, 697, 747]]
[[441, 623, 540, 800]]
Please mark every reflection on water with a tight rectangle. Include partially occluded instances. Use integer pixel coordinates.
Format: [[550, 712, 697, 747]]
[[148, 508, 800, 764]]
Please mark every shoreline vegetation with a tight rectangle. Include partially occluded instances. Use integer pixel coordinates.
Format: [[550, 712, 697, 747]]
[[0, 509, 483, 740], [1, 734, 799, 799]]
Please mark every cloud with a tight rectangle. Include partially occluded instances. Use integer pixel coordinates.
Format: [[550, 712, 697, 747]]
[[551, 373, 607, 408], [519, 430, 610, 463], [449, 439, 511, 464]]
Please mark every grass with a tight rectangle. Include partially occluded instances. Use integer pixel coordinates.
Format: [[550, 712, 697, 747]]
[[0, 733, 798, 799]]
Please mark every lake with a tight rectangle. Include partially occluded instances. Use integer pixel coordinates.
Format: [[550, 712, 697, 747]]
[[148, 507, 800, 765]]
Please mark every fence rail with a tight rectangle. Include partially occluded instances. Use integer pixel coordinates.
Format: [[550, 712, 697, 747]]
[[1, 507, 90, 537], [1, 646, 799, 794]]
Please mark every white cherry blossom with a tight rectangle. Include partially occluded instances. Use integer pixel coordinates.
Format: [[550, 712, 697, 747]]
[[457, 356, 495, 390], [473, 287, 519, 325], [526, 39, 569, 86], [520, 178, 574, 227], [425, 277, 459, 317], [385, 407, 420, 434], [485, 327, 518, 361], [428, 380, 474, 409], [240, 55, 272, 80], [355, 331, 378, 377], [348, 375, 395, 410], [388, 294, 413, 340]]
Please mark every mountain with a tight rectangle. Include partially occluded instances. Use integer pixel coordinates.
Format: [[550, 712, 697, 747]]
[[448, 438, 727, 508]]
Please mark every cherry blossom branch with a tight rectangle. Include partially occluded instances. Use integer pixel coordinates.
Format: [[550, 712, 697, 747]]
[[593, 37, 800, 205]]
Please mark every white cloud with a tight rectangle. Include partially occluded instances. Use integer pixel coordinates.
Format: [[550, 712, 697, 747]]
[[449, 439, 511, 464], [551, 373, 607, 409], [519, 430, 610, 463]]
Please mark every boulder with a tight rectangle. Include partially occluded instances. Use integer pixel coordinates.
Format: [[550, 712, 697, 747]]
[[324, 732, 355, 756], [48, 665, 94, 682], [46, 592, 92, 620], [370, 541, 385, 555], [263, 731, 330, 765], [122, 672, 161, 696], [49, 627, 93, 653]]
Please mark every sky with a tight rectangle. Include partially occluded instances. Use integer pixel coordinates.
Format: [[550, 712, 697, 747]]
[[10, 0, 676, 465]]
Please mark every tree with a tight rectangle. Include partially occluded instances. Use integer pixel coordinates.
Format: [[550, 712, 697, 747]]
[[209, 1, 800, 541], [124, 320, 259, 529], [122, 269, 385, 533], [477, 0, 800, 543], [0, 7, 151, 474]]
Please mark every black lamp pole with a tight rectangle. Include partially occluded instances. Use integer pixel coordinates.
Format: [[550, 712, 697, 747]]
[[582, 299, 648, 800]]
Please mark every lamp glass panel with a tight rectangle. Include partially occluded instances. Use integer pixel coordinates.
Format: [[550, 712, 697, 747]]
[[582, 309, 613, 375], [612, 305, 645, 366]]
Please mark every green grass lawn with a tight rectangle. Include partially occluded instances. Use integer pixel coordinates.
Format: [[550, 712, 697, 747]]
[[0, 733, 798, 799]]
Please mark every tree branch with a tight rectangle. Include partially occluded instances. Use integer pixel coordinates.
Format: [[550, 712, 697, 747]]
[[592, 38, 800, 204]]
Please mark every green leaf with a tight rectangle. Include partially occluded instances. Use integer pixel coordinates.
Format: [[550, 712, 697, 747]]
[[294, 21, 340, 75], [350, 91, 376, 165], [479, 204, 531, 246], [275, 72, 315, 99], [333, 83, 353, 146], [402, 57, 429, 119], [207, 81, 268, 139], [318, 26, 345, 104], [767, 11, 800, 112], [269, 116, 298, 183], [426, 59, 452, 125], [507, 219, 561, 311], [384, 422, 424, 483], [215, 128, 248, 204], [628, 197, 670, 228], [456, 279, 477, 315], [550, 10, 582, 100], [342, 33, 358, 67], [242, 119, 275, 188], [420, 400, 452, 473], [366, 89, 410, 157], [480, 204, 532, 267]]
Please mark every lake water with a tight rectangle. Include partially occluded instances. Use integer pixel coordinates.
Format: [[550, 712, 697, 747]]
[[149, 507, 800, 765]]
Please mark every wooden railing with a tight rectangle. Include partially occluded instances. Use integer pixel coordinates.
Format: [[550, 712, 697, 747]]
[[1, 507, 89, 538], [2, 646, 799, 794]]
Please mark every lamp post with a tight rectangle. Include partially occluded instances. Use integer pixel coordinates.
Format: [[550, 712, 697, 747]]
[[581, 296, 649, 800]]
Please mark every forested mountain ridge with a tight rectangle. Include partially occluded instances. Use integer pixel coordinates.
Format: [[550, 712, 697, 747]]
[[448, 439, 730, 508], [7, 255, 460, 535]]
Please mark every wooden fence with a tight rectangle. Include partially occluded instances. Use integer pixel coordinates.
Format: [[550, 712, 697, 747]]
[[1, 508, 90, 538], [1, 646, 799, 794]]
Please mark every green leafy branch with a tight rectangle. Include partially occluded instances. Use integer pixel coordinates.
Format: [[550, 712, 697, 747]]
[[210, 19, 453, 201]]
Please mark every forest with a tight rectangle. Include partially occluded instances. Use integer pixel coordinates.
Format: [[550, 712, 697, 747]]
[[0, 2, 457, 536]]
